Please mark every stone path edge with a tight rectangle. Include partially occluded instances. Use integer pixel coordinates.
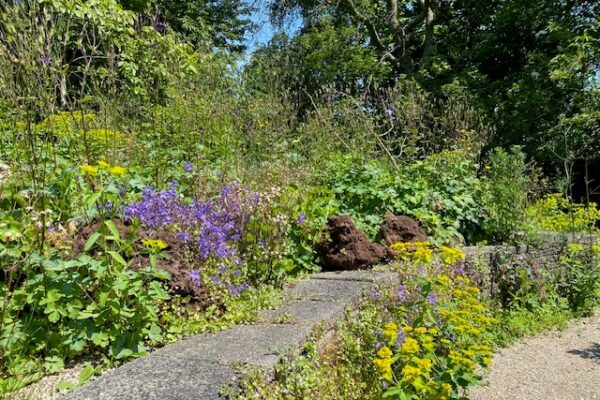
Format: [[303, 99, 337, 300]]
[[60, 270, 399, 400]]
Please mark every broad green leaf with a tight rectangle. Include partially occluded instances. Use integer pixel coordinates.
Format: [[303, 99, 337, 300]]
[[104, 220, 121, 241], [107, 251, 128, 267], [84, 232, 101, 252]]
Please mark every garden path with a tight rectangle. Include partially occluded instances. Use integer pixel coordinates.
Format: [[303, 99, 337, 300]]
[[54, 271, 398, 400], [469, 312, 600, 400]]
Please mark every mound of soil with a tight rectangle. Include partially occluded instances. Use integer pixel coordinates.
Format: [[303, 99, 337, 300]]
[[379, 212, 428, 245], [319, 215, 391, 270], [72, 220, 207, 301]]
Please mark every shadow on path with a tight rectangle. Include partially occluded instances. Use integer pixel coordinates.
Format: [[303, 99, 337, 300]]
[[568, 343, 600, 363]]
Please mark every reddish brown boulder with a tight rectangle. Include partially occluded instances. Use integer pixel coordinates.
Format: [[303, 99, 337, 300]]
[[319, 215, 390, 270], [380, 212, 427, 245]]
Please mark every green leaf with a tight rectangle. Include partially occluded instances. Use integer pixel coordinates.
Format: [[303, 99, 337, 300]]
[[152, 269, 170, 280], [107, 251, 128, 267], [78, 363, 95, 384], [55, 381, 76, 391], [84, 232, 101, 252], [104, 220, 121, 241], [48, 310, 61, 323], [147, 323, 162, 341]]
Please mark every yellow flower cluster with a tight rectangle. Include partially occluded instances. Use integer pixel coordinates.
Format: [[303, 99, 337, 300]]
[[80, 164, 99, 176], [592, 244, 600, 259], [568, 243, 585, 253], [373, 346, 394, 381], [383, 322, 398, 345], [438, 278, 496, 337], [439, 246, 465, 266], [79, 161, 127, 177], [86, 128, 128, 146], [527, 193, 600, 233], [142, 239, 168, 251], [31, 113, 129, 147], [390, 241, 433, 264], [34, 112, 96, 135]]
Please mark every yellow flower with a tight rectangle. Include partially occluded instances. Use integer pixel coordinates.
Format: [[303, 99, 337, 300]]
[[377, 346, 393, 359], [401, 337, 420, 354], [79, 164, 98, 175], [142, 239, 168, 251], [414, 327, 427, 335], [97, 160, 110, 169], [383, 322, 398, 345], [108, 165, 127, 176], [440, 383, 452, 400], [439, 245, 465, 266], [416, 357, 433, 372], [373, 358, 393, 381], [568, 243, 584, 253], [401, 364, 421, 382]]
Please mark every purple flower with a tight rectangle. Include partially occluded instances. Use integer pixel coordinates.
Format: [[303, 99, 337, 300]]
[[426, 293, 438, 306], [154, 21, 167, 33], [219, 264, 228, 274], [177, 232, 191, 242], [396, 284, 407, 302], [228, 283, 241, 296], [105, 201, 114, 211], [48, 225, 55, 233], [239, 282, 250, 292], [183, 162, 194, 173], [125, 182, 256, 264], [211, 275, 222, 285], [232, 269, 242, 277], [188, 269, 202, 287], [395, 329, 405, 348], [369, 290, 380, 300], [39, 57, 51, 66], [453, 260, 465, 276], [296, 213, 307, 224]]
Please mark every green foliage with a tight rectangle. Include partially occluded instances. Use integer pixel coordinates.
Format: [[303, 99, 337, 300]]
[[0, 224, 170, 392], [554, 244, 600, 316], [231, 298, 387, 400], [480, 147, 531, 243], [526, 194, 600, 233], [489, 299, 572, 348], [320, 151, 482, 242]]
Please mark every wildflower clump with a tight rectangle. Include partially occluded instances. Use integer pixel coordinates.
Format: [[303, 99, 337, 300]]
[[390, 241, 433, 264], [373, 271, 497, 399], [439, 245, 465, 266], [526, 193, 600, 233], [142, 239, 168, 251]]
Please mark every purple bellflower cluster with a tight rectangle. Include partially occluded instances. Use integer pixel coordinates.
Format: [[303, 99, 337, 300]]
[[125, 182, 261, 297], [125, 182, 257, 263]]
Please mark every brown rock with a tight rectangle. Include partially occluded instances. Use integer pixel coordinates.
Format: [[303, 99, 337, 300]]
[[319, 215, 390, 270], [380, 212, 427, 245]]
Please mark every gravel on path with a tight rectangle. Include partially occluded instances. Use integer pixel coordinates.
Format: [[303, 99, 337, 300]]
[[469, 312, 600, 400]]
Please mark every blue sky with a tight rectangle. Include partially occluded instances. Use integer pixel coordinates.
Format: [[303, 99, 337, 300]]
[[243, 2, 302, 54]]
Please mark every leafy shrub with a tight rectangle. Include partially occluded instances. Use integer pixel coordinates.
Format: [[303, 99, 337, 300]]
[[320, 151, 483, 243], [553, 244, 600, 315], [374, 274, 496, 400], [481, 147, 531, 242], [526, 193, 600, 233], [0, 224, 170, 389]]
